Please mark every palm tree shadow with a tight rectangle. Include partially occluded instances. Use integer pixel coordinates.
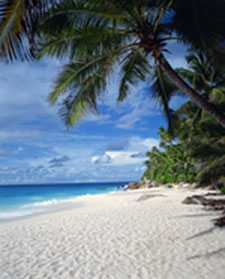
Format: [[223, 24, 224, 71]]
[[173, 213, 218, 219], [186, 227, 216, 241], [187, 247, 225, 261], [136, 194, 166, 202]]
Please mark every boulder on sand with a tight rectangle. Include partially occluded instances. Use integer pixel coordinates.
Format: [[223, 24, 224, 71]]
[[126, 182, 143, 190], [214, 215, 225, 227]]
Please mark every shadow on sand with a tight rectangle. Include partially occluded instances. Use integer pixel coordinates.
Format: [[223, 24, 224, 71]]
[[186, 227, 217, 241], [187, 247, 225, 260], [136, 194, 166, 202]]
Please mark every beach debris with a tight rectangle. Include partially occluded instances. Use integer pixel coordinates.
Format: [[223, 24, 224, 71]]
[[214, 215, 225, 227], [183, 193, 225, 228], [183, 194, 225, 207], [182, 196, 203, 205]]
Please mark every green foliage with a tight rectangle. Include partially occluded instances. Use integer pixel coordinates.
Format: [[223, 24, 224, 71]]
[[34, 0, 225, 126], [220, 187, 225, 194], [151, 67, 178, 132], [143, 50, 225, 186], [0, 0, 58, 61], [143, 132, 197, 184], [118, 49, 150, 102], [48, 53, 117, 125]]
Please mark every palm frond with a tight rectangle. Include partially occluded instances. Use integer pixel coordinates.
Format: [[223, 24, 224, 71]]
[[0, 0, 58, 61], [39, 24, 130, 60], [118, 49, 150, 101], [59, 74, 104, 126], [151, 66, 178, 131], [49, 46, 122, 125], [0, 0, 26, 60], [172, 0, 225, 51], [197, 155, 225, 186], [37, 0, 132, 60], [190, 138, 225, 161]]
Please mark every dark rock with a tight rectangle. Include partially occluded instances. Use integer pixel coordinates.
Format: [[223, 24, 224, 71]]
[[183, 193, 225, 228], [205, 192, 225, 197], [202, 198, 225, 208], [182, 196, 203, 205], [127, 182, 142, 190], [126, 181, 157, 190], [214, 216, 225, 227], [165, 184, 173, 189], [183, 194, 225, 209]]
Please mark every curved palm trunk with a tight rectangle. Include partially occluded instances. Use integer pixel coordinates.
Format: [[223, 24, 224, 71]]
[[156, 54, 225, 128]]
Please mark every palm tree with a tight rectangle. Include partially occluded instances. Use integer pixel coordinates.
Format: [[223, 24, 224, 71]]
[[1, 0, 225, 127], [172, 51, 225, 186], [143, 51, 225, 186], [175, 50, 225, 130], [143, 132, 196, 184], [35, 0, 225, 127], [0, 0, 58, 61]]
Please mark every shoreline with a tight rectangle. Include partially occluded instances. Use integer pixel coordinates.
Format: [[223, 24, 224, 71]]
[[0, 181, 125, 223], [0, 187, 220, 224], [0, 190, 120, 224], [0, 187, 196, 223], [1, 188, 225, 278]]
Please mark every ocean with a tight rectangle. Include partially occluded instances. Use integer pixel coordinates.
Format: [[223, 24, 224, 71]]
[[0, 182, 126, 221]]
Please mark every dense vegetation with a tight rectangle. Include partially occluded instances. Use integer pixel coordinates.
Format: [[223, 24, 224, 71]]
[[143, 51, 225, 187]]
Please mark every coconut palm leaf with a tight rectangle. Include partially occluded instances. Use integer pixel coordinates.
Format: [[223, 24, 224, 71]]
[[49, 43, 128, 125], [197, 155, 225, 186], [172, 0, 225, 50], [0, 0, 58, 61], [151, 66, 178, 131], [35, 0, 225, 128], [118, 49, 150, 101]]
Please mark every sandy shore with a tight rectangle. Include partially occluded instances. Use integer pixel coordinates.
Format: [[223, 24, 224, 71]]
[[0, 188, 225, 279]]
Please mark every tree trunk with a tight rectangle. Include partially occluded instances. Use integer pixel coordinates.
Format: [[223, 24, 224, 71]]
[[156, 53, 225, 128]]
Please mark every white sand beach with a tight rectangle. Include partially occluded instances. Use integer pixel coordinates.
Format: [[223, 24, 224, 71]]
[[0, 188, 225, 279]]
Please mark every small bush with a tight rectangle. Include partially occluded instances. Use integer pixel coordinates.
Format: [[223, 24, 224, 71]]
[[220, 187, 225, 194]]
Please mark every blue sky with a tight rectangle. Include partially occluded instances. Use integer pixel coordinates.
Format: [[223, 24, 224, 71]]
[[0, 44, 186, 184]]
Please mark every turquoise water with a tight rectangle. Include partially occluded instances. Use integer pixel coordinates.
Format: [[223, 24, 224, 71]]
[[0, 182, 126, 221]]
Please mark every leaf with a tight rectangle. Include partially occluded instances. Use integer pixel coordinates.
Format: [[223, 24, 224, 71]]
[[118, 49, 149, 101], [151, 66, 178, 131], [0, 0, 59, 61], [49, 48, 121, 125]]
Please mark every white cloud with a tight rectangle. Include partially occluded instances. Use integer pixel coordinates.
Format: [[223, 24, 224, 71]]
[[0, 53, 168, 184], [128, 137, 159, 152], [91, 153, 111, 164], [91, 136, 158, 167], [0, 59, 60, 125], [92, 151, 144, 166], [116, 86, 161, 129], [0, 134, 159, 184]]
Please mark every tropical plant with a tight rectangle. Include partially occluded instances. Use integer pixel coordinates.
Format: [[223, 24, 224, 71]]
[[175, 51, 225, 185], [34, 0, 225, 127], [143, 129, 197, 184], [220, 186, 225, 194], [0, 0, 58, 61], [143, 50, 225, 186]]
